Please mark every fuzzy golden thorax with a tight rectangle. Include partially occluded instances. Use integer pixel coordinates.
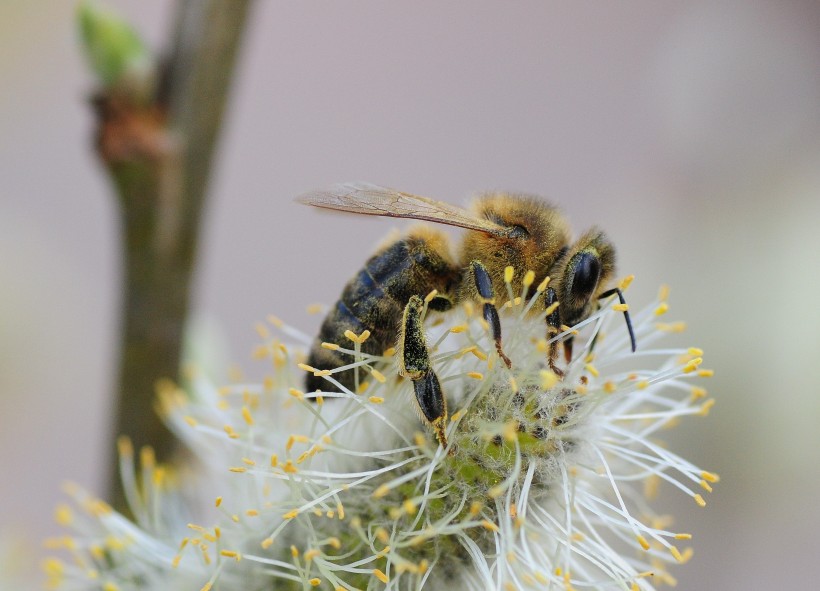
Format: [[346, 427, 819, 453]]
[[457, 193, 571, 303]]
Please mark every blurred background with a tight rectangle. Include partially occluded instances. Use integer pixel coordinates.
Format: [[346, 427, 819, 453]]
[[1, 1, 819, 588]]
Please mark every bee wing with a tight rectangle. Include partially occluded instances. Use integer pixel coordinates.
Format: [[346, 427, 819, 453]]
[[296, 182, 507, 236]]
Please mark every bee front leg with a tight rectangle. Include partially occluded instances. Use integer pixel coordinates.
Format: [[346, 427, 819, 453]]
[[545, 286, 565, 378], [470, 260, 512, 368], [400, 295, 448, 448]]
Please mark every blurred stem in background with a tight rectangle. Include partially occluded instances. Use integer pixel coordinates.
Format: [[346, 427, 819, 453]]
[[79, 0, 252, 512]]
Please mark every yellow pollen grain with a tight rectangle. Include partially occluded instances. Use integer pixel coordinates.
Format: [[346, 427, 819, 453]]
[[370, 368, 387, 383], [654, 302, 669, 316], [321, 342, 340, 351], [702, 471, 720, 483], [536, 276, 551, 292], [612, 303, 629, 312], [424, 289, 439, 303], [637, 535, 650, 551], [694, 494, 706, 507], [481, 520, 500, 532], [261, 538, 274, 549], [373, 484, 390, 499], [698, 369, 715, 377], [373, 569, 389, 584], [467, 372, 484, 380], [368, 396, 385, 404], [449, 324, 468, 333], [504, 266, 514, 283], [584, 363, 599, 377]]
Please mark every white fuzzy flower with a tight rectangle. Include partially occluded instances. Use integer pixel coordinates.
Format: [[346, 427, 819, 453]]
[[46, 279, 717, 591]]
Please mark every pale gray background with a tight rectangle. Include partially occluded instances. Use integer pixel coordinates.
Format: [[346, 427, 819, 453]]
[[2, 1, 819, 588]]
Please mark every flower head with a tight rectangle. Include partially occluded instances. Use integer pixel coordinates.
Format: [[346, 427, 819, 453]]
[[47, 278, 717, 590]]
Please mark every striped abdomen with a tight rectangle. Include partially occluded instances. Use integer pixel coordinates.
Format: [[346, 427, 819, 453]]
[[305, 233, 457, 393]]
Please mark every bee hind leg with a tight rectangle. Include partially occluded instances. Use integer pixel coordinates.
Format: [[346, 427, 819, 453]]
[[470, 260, 512, 368], [400, 295, 449, 448]]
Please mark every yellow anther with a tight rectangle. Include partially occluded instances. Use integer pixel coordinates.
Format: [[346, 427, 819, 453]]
[[242, 457, 255, 466], [509, 376, 519, 393], [603, 381, 617, 394], [688, 347, 704, 356], [699, 399, 715, 416], [698, 369, 715, 377], [449, 324, 468, 333], [337, 503, 345, 520], [304, 549, 320, 562], [481, 520, 500, 532], [471, 348, 488, 361], [522, 270, 535, 288], [467, 372, 484, 380], [373, 485, 390, 499], [54, 504, 73, 526], [266, 314, 284, 328], [658, 284, 670, 301], [450, 408, 467, 422], [544, 301, 559, 316], [636, 380, 649, 390], [469, 501, 483, 516], [369, 396, 385, 404], [290, 545, 299, 559], [694, 494, 706, 507], [403, 499, 418, 515], [283, 460, 298, 474], [682, 357, 703, 373], [691, 386, 707, 399], [584, 363, 599, 377], [636, 535, 650, 551], [373, 569, 389, 584], [654, 302, 669, 316], [675, 533, 693, 540], [171, 554, 182, 568], [183, 416, 198, 427], [261, 538, 273, 549], [536, 276, 551, 292], [255, 323, 270, 339], [504, 266, 514, 284], [701, 471, 720, 483], [228, 467, 247, 473], [356, 381, 370, 394], [540, 370, 558, 390], [375, 527, 390, 544], [306, 303, 324, 315], [309, 578, 321, 587], [283, 509, 299, 520], [670, 546, 684, 563], [321, 342, 340, 351], [700, 480, 713, 493], [270, 454, 278, 468], [370, 368, 386, 383], [246, 509, 259, 517], [644, 474, 660, 500], [502, 421, 519, 442], [297, 363, 318, 374], [619, 275, 634, 291], [383, 346, 396, 357], [200, 583, 212, 591], [424, 289, 439, 303], [231, 514, 239, 523], [488, 485, 504, 499], [103, 584, 119, 591], [613, 303, 629, 312], [220, 550, 241, 561]]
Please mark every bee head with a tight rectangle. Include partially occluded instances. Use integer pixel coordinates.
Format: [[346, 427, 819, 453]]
[[555, 229, 616, 326], [460, 193, 571, 298]]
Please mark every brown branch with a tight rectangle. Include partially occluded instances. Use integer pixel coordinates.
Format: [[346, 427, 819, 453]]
[[100, 0, 253, 512]]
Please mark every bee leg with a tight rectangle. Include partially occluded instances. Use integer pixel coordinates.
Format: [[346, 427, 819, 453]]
[[545, 286, 565, 378], [470, 260, 512, 368], [597, 287, 637, 352], [400, 295, 448, 448]]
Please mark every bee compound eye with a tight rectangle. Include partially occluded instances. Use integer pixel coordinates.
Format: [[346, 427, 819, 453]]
[[570, 252, 601, 300]]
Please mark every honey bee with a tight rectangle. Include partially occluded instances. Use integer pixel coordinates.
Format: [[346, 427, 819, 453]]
[[297, 183, 635, 447]]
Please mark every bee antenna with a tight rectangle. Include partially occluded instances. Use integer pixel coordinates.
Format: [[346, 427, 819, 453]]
[[598, 287, 637, 352]]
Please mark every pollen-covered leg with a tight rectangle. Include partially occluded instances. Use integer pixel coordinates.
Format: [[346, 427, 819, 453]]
[[470, 260, 512, 368], [545, 286, 565, 378], [399, 296, 448, 447]]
